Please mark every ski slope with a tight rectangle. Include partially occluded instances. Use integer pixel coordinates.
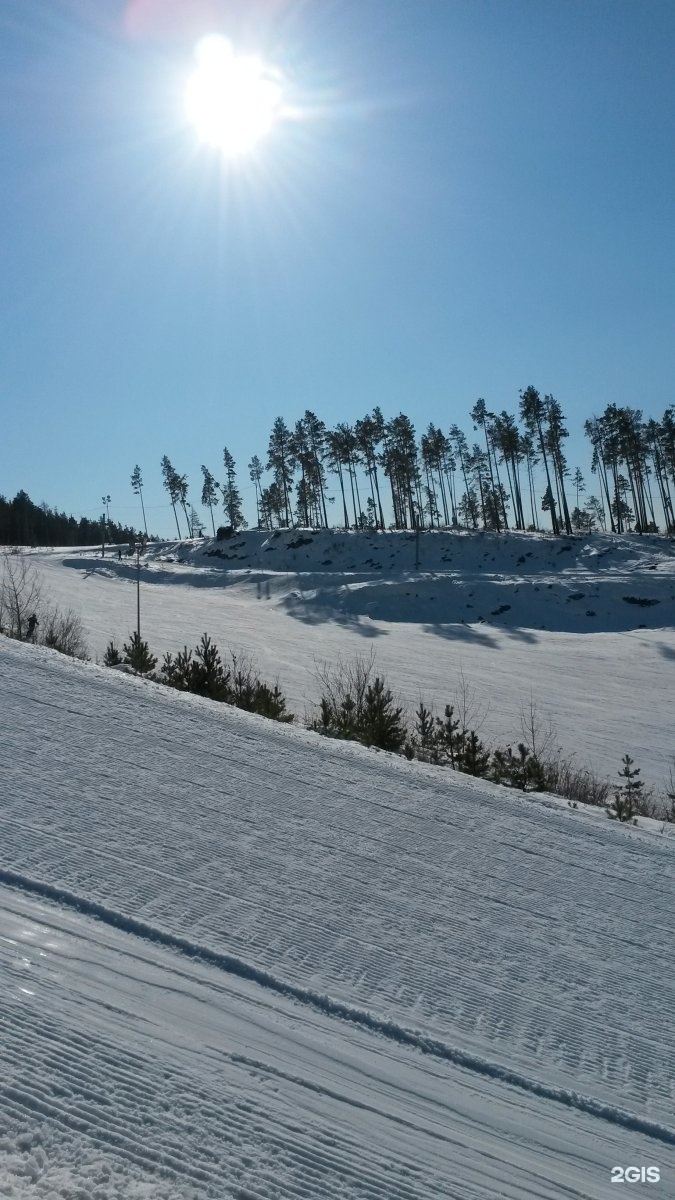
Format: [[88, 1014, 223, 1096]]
[[1, 637, 674, 1197], [27, 527, 675, 789]]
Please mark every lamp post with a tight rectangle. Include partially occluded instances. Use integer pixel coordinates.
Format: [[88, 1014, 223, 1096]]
[[134, 542, 142, 639], [101, 494, 111, 557]]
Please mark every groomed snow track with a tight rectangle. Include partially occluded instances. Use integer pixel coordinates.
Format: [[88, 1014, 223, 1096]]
[[2, 865, 674, 1152], [1, 636, 674, 1197]]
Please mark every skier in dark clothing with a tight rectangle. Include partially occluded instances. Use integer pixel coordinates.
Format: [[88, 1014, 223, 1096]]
[[26, 613, 39, 641]]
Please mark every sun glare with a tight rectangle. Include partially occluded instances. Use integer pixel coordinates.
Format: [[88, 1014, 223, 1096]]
[[185, 35, 283, 158]]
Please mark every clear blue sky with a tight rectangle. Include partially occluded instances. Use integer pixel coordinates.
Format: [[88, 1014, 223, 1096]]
[[2, 0, 674, 534]]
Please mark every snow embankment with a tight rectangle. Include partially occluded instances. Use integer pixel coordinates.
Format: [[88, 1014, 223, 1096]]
[[145, 527, 675, 633]]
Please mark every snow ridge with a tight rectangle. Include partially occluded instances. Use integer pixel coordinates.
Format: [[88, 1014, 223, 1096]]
[[3, 864, 674, 1151]]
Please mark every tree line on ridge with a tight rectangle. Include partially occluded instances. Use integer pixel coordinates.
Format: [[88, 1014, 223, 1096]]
[[150, 390, 675, 538]]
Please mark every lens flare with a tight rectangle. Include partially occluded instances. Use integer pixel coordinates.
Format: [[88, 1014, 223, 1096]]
[[185, 35, 283, 157]]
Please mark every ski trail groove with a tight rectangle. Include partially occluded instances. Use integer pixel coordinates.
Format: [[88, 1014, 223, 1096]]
[[2, 864, 674, 1151]]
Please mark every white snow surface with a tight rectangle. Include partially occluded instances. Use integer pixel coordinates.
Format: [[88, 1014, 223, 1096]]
[[23, 527, 675, 787], [1, 635, 674, 1198]]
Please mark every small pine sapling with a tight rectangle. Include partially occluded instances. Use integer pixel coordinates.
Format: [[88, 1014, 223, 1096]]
[[491, 745, 518, 788], [338, 694, 358, 739], [253, 682, 294, 722], [607, 754, 644, 821], [230, 652, 259, 710], [513, 742, 548, 791], [311, 651, 377, 741], [161, 650, 175, 683], [515, 743, 531, 790], [360, 676, 407, 752], [435, 704, 460, 767], [123, 632, 157, 675], [460, 730, 491, 777], [103, 640, 122, 667], [525, 751, 548, 792], [190, 633, 230, 701], [162, 647, 194, 690], [317, 695, 334, 732], [413, 701, 440, 762]]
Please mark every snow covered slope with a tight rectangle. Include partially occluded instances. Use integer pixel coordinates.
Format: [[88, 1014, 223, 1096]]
[[61, 527, 675, 634], [1, 638, 674, 1197], [27, 529, 675, 788]]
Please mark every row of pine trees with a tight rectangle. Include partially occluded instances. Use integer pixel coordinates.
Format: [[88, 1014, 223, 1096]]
[[0, 490, 145, 548], [137, 390, 675, 538]]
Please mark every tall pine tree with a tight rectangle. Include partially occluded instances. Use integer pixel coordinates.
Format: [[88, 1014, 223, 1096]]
[[221, 447, 246, 530], [161, 456, 183, 538], [130, 465, 148, 538], [201, 466, 219, 536]]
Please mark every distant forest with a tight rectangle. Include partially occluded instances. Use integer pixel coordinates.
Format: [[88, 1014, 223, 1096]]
[[0, 490, 148, 547], [156, 392, 675, 539]]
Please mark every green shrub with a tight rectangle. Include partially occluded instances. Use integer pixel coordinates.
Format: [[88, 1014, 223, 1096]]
[[312, 653, 403, 750], [160, 636, 293, 722]]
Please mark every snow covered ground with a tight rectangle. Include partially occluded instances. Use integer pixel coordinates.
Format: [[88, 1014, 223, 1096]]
[[25, 528, 675, 789], [1, 637, 674, 1197]]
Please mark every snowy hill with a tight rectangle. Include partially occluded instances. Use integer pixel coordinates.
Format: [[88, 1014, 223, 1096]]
[[26, 528, 675, 790], [1, 637, 674, 1197], [150, 527, 675, 633]]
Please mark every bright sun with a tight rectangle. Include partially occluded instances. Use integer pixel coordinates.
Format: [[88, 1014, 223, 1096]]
[[185, 35, 283, 158]]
